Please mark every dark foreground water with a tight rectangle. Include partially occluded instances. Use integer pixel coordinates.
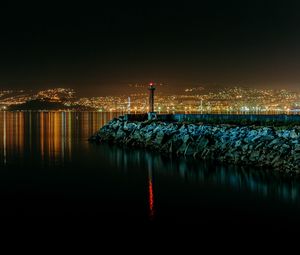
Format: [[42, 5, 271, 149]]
[[1, 111, 300, 233]]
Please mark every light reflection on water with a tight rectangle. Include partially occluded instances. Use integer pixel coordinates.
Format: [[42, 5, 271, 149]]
[[102, 134, 300, 207], [0, 111, 300, 220], [0, 111, 119, 167]]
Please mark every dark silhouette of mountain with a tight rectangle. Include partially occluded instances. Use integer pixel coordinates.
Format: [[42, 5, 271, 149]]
[[8, 99, 70, 111]]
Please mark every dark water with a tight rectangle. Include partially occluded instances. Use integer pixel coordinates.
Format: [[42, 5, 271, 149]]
[[1, 111, 300, 233]]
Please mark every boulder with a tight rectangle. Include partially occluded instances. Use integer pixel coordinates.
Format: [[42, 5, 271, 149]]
[[90, 117, 300, 173]]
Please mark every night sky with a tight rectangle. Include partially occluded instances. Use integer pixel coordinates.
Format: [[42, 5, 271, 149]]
[[1, 1, 300, 95]]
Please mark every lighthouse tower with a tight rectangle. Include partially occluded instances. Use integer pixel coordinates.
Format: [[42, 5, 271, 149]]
[[148, 82, 157, 120]]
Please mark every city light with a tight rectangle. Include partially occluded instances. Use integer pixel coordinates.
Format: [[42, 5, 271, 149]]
[[1, 87, 300, 113]]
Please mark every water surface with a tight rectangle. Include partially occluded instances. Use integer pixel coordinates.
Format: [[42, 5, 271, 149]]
[[0, 111, 300, 231]]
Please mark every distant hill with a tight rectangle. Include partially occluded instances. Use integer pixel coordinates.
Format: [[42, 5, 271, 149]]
[[8, 99, 70, 111]]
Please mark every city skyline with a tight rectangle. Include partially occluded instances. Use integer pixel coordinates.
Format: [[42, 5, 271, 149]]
[[1, 1, 300, 95], [2, 86, 300, 113]]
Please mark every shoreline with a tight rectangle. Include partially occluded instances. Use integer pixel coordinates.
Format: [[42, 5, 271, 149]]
[[89, 116, 300, 174]]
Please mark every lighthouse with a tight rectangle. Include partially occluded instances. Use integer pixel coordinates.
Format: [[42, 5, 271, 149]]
[[148, 82, 157, 120]]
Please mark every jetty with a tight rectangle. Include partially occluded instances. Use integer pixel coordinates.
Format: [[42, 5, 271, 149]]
[[89, 113, 300, 174]]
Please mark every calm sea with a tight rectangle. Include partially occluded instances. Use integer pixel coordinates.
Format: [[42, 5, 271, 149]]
[[1, 111, 300, 232]]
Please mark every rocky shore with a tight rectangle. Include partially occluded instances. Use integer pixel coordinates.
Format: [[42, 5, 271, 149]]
[[89, 116, 300, 174]]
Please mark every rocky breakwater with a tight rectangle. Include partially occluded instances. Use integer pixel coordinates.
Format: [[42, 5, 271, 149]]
[[89, 117, 300, 174]]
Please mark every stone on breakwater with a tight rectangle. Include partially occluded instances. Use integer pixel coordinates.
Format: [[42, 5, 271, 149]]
[[89, 117, 300, 174]]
